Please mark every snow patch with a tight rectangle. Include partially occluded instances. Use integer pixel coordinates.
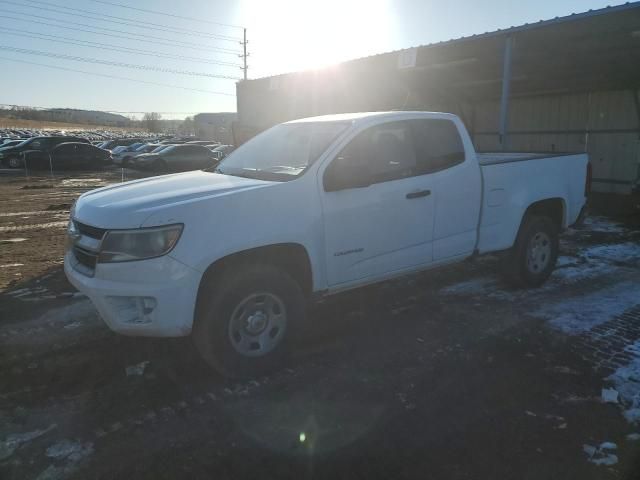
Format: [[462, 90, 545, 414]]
[[582, 216, 628, 234], [0, 237, 27, 244], [608, 341, 640, 424], [440, 277, 495, 295], [125, 361, 150, 376], [0, 424, 57, 460], [534, 282, 640, 334], [583, 442, 618, 466], [583, 242, 640, 263], [46, 439, 93, 461]]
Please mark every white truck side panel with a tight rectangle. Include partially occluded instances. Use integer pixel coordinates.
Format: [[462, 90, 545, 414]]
[[477, 153, 588, 253]]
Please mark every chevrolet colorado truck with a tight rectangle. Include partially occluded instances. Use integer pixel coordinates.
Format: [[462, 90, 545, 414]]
[[64, 111, 590, 376]]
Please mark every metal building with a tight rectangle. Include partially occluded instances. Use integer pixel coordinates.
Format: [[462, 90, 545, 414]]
[[236, 3, 640, 197]]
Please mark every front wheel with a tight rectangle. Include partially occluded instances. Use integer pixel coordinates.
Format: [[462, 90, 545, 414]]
[[502, 215, 559, 288], [6, 156, 23, 168], [193, 265, 306, 377]]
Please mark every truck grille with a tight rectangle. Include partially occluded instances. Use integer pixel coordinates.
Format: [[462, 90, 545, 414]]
[[75, 221, 106, 240]]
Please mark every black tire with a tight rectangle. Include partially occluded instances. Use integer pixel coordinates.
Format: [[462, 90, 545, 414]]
[[6, 156, 23, 169], [152, 159, 168, 173], [193, 264, 306, 378], [502, 215, 559, 288]]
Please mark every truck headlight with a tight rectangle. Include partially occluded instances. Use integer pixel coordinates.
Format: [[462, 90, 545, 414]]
[[97, 224, 183, 263]]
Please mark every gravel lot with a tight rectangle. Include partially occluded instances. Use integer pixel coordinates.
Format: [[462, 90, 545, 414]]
[[1, 170, 640, 479]]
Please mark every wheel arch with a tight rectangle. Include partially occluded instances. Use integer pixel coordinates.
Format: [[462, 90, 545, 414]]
[[520, 197, 566, 232], [194, 243, 314, 321]]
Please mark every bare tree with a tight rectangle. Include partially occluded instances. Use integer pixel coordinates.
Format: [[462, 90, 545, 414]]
[[178, 116, 195, 136], [143, 112, 162, 133]]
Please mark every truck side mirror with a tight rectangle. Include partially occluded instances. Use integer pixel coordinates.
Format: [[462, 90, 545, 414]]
[[324, 155, 372, 192]]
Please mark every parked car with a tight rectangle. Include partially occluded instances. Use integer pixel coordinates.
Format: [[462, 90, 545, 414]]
[[111, 143, 146, 166], [129, 144, 217, 172], [211, 144, 234, 160], [14, 143, 111, 170], [65, 111, 589, 377], [0, 136, 90, 168], [100, 138, 144, 150], [0, 139, 26, 150], [49, 143, 112, 170], [186, 140, 218, 145]]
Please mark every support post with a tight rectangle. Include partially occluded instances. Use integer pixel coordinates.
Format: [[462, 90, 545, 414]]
[[498, 36, 513, 150]]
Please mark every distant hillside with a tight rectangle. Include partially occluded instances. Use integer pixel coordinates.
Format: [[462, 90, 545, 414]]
[[46, 109, 130, 126], [0, 107, 131, 127]]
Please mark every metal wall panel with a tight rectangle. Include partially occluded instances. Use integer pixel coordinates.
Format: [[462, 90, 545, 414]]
[[472, 89, 640, 194]]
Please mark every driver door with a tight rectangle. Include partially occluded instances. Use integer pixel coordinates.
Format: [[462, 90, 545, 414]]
[[320, 120, 435, 287]]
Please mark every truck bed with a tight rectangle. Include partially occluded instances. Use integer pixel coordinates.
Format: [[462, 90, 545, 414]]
[[476, 151, 589, 254]]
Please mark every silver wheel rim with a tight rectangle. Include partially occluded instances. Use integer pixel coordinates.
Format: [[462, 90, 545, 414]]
[[228, 292, 287, 357], [526, 231, 551, 274]]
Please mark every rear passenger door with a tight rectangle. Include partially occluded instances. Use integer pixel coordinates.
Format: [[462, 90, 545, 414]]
[[411, 119, 482, 261], [51, 144, 74, 168]]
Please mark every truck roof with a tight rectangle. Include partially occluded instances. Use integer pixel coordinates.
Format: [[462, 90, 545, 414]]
[[285, 111, 457, 124]]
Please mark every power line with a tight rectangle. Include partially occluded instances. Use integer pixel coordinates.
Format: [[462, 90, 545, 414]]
[[0, 28, 243, 68], [0, 45, 241, 79], [0, 57, 237, 96], [0, 15, 242, 55], [3, 0, 241, 42], [0, 9, 243, 53], [88, 0, 244, 30]]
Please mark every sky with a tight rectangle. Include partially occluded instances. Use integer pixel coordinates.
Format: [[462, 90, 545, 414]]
[[0, 0, 630, 119]]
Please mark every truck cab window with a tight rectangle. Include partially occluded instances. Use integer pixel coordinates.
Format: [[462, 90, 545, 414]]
[[326, 121, 416, 190], [410, 119, 465, 174]]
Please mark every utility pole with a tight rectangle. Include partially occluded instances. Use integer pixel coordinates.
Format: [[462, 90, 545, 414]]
[[240, 28, 248, 80]]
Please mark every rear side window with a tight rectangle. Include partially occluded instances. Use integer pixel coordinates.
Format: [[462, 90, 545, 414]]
[[410, 119, 465, 174]]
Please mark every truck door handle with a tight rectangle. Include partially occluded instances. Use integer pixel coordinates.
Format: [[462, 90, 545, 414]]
[[406, 189, 431, 199]]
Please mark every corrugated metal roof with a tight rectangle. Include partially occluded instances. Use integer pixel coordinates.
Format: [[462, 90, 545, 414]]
[[244, 1, 640, 82]]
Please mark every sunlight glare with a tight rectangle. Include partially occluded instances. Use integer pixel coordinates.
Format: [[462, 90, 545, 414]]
[[243, 0, 393, 75]]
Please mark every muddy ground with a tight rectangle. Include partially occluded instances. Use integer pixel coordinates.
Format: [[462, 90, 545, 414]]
[[1, 169, 640, 479]]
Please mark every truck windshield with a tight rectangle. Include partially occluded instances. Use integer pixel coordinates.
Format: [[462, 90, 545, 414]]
[[214, 122, 348, 181]]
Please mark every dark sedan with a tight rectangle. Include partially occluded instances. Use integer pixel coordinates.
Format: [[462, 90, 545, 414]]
[[25, 142, 112, 170], [129, 144, 218, 172], [0, 136, 90, 168]]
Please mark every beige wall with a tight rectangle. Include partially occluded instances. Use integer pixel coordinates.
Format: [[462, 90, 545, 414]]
[[473, 90, 640, 194]]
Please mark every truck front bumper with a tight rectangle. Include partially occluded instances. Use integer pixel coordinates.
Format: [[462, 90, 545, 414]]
[[64, 251, 202, 337]]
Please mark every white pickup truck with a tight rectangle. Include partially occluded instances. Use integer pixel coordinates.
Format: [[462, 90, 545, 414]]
[[65, 111, 589, 376]]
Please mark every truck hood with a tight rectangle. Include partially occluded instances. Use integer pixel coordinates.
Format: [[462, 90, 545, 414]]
[[73, 170, 274, 228]]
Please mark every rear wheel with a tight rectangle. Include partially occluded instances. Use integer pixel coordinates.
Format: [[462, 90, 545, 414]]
[[502, 215, 558, 288], [193, 264, 305, 378]]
